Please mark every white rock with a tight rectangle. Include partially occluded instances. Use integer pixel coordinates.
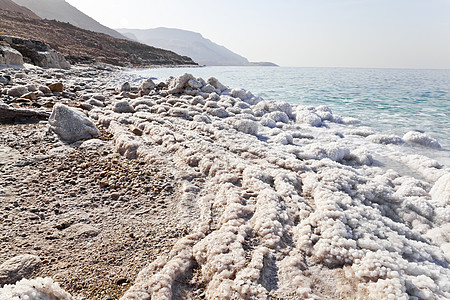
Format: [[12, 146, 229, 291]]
[[49, 104, 100, 142], [403, 131, 441, 149], [113, 100, 135, 113], [140, 78, 156, 91]]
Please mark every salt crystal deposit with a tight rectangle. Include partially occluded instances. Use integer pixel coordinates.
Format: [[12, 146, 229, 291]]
[[1, 71, 449, 299]]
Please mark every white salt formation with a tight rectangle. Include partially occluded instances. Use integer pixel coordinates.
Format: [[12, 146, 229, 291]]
[[92, 74, 447, 300], [3, 73, 448, 299], [0, 277, 72, 300]]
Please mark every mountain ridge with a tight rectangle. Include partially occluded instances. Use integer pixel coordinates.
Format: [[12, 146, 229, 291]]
[[12, 0, 127, 40], [0, 0, 39, 19], [117, 27, 251, 66]]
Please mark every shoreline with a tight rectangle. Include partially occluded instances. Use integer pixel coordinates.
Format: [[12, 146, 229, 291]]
[[0, 64, 449, 299]]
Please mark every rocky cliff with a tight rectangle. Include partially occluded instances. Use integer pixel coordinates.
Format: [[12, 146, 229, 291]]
[[0, 10, 196, 67], [0, 35, 70, 68]]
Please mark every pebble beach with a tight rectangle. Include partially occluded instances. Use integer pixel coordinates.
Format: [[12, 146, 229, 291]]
[[0, 64, 449, 299]]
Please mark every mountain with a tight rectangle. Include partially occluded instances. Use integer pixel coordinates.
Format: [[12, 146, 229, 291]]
[[0, 10, 196, 67], [116, 27, 250, 66], [12, 0, 127, 40], [0, 0, 39, 18]]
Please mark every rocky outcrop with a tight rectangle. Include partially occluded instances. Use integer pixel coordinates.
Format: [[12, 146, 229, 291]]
[[0, 10, 197, 67], [0, 35, 70, 69], [0, 41, 23, 66], [0, 103, 50, 123]]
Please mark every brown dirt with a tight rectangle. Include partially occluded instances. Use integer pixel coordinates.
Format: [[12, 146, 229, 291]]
[[0, 121, 189, 299]]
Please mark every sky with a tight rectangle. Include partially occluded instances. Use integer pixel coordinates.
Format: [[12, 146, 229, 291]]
[[65, 0, 450, 69]]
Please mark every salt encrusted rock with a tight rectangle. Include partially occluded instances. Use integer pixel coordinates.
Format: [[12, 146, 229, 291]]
[[430, 173, 450, 205], [403, 131, 441, 149], [201, 84, 216, 93], [0, 255, 41, 286], [366, 134, 404, 145], [120, 82, 131, 92], [49, 103, 100, 142], [7, 86, 28, 97], [295, 109, 322, 127], [113, 100, 135, 113], [140, 78, 156, 91], [207, 77, 228, 92], [187, 79, 202, 89], [168, 73, 195, 94], [0, 277, 72, 300]]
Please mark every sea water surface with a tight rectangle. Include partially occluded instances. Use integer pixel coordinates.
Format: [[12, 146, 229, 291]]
[[129, 66, 450, 151]]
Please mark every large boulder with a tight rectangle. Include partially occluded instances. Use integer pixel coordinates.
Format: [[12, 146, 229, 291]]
[[0, 41, 24, 66], [0, 35, 70, 69], [49, 104, 100, 142], [0, 255, 41, 286]]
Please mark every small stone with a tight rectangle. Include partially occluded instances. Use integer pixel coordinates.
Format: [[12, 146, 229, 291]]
[[7, 86, 28, 97], [48, 82, 63, 93], [129, 125, 143, 136], [120, 82, 131, 92], [22, 92, 37, 101]]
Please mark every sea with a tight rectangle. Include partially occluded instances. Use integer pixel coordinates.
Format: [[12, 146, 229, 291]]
[[128, 66, 450, 152]]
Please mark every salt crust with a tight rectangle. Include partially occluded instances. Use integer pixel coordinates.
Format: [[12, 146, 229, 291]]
[[5, 73, 449, 299], [0, 277, 72, 300]]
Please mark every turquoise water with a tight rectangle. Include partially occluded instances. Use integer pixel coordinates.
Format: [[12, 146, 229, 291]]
[[129, 66, 450, 149]]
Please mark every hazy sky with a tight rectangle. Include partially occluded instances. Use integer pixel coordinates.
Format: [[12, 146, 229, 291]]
[[65, 0, 450, 69]]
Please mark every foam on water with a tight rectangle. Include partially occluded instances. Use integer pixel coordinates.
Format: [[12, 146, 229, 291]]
[[129, 66, 450, 149]]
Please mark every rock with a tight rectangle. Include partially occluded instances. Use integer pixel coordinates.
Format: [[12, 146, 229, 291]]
[[140, 78, 156, 91], [207, 77, 228, 91], [188, 79, 203, 89], [48, 82, 63, 93], [64, 223, 100, 239], [49, 103, 100, 142], [168, 73, 195, 94], [7, 86, 28, 97], [0, 254, 41, 286], [0, 76, 12, 84], [0, 103, 49, 123], [0, 41, 24, 66], [0, 36, 70, 69], [113, 100, 135, 113], [129, 125, 143, 136], [296, 110, 322, 127], [22, 92, 37, 100], [201, 84, 216, 93], [120, 82, 131, 92], [38, 85, 52, 94], [403, 131, 441, 149]]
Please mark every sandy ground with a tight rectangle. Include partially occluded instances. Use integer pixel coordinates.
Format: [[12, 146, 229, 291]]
[[0, 120, 192, 299]]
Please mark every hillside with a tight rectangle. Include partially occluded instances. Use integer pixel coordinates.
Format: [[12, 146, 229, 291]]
[[0, 10, 196, 67], [117, 27, 250, 66], [0, 0, 39, 18], [12, 0, 127, 40]]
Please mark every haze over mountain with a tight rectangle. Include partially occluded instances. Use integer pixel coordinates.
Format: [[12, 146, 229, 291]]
[[12, 0, 127, 40], [117, 27, 252, 66], [0, 0, 39, 18]]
